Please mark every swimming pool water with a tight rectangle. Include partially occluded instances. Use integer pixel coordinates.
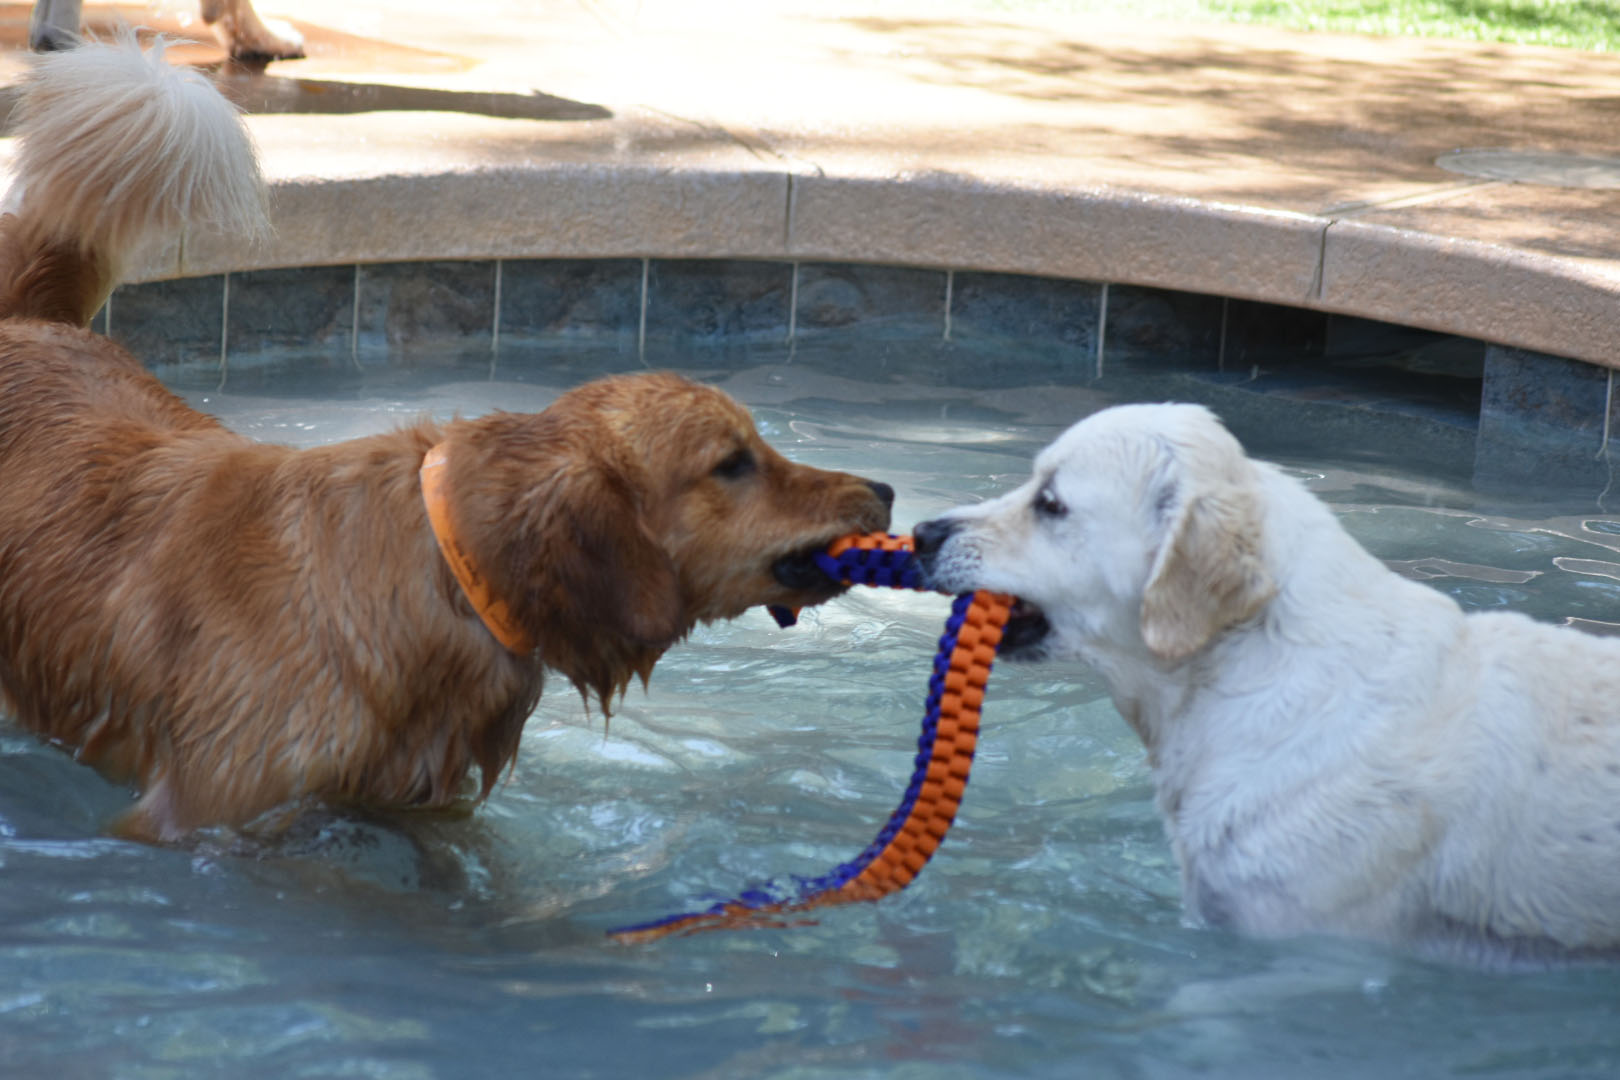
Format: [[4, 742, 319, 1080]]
[[2, 345, 1619, 1078]]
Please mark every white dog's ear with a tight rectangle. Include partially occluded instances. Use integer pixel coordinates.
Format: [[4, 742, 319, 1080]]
[[1139, 456, 1275, 662]]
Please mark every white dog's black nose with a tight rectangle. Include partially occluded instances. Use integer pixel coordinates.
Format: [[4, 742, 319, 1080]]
[[911, 517, 959, 561]]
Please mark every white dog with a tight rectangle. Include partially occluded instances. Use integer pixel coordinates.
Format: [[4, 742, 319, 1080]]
[[913, 402, 1620, 967]]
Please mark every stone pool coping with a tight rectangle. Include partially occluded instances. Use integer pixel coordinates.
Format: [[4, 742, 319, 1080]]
[[157, 169, 1620, 373], [3, 0, 1620, 369]]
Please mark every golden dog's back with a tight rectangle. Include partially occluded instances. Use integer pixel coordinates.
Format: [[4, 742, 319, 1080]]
[[0, 40, 520, 838]]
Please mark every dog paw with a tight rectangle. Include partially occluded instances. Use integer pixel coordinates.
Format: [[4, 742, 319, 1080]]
[[213, 12, 307, 63]]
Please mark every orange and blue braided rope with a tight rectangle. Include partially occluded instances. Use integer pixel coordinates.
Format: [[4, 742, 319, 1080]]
[[610, 533, 1012, 943]]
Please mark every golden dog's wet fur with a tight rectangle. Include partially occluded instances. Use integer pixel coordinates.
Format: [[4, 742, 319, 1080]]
[[0, 40, 890, 842]]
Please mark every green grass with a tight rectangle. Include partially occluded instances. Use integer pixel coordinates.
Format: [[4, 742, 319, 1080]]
[[970, 0, 1620, 51]]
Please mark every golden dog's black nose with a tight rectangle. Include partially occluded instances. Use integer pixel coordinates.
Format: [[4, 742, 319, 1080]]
[[866, 481, 895, 510]]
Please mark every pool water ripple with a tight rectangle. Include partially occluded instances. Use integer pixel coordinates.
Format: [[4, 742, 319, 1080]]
[[3, 354, 1620, 1076]]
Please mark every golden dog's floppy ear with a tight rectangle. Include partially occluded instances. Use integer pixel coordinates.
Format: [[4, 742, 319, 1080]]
[[449, 414, 688, 707], [1139, 446, 1275, 663], [516, 463, 686, 643]]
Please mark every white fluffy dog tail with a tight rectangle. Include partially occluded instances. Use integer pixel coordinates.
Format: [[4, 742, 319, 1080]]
[[0, 33, 268, 325]]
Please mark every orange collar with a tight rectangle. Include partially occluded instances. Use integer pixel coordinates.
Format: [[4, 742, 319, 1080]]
[[420, 442, 536, 654]]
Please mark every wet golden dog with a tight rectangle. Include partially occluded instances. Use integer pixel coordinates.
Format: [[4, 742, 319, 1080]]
[[0, 39, 891, 842]]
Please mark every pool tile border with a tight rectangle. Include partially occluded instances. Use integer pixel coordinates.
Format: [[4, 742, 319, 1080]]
[[98, 256, 1620, 496], [121, 164, 1620, 375]]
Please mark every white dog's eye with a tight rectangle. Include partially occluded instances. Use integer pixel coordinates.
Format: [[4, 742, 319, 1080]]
[[1033, 486, 1067, 519]]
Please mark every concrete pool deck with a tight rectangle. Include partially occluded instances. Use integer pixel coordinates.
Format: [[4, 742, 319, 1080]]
[[0, 0, 1617, 369]]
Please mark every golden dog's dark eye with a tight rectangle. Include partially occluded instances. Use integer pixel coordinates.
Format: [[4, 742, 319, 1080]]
[[712, 448, 756, 480], [1033, 487, 1066, 519]]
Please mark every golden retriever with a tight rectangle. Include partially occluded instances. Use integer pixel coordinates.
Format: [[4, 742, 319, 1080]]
[[915, 403, 1620, 967], [0, 39, 892, 843]]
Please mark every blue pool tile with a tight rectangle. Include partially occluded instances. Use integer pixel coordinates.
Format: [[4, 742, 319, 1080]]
[[644, 259, 792, 347], [357, 260, 496, 363], [498, 258, 640, 352], [950, 271, 1100, 369], [225, 265, 354, 361], [1219, 299, 1328, 371], [1103, 286, 1224, 371], [1324, 314, 1467, 364], [795, 263, 946, 341], [1476, 344, 1610, 491], [108, 275, 225, 386]]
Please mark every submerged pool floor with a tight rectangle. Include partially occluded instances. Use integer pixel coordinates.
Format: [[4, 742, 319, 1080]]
[[2, 354, 1619, 1078]]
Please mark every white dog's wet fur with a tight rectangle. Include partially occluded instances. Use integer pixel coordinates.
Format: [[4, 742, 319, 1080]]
[[914, 402, 1620, 967]]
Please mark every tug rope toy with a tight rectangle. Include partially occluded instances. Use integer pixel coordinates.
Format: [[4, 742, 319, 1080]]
[[610, 533, 1012, 944]]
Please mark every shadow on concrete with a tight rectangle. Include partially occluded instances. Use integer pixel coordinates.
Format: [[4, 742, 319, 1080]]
[[761, 13, 1620, 258], [211, 71, 611, 122], [0, 70, 611, 133], [0, 1, 611, 128], [829, 14, 1620, 151]]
